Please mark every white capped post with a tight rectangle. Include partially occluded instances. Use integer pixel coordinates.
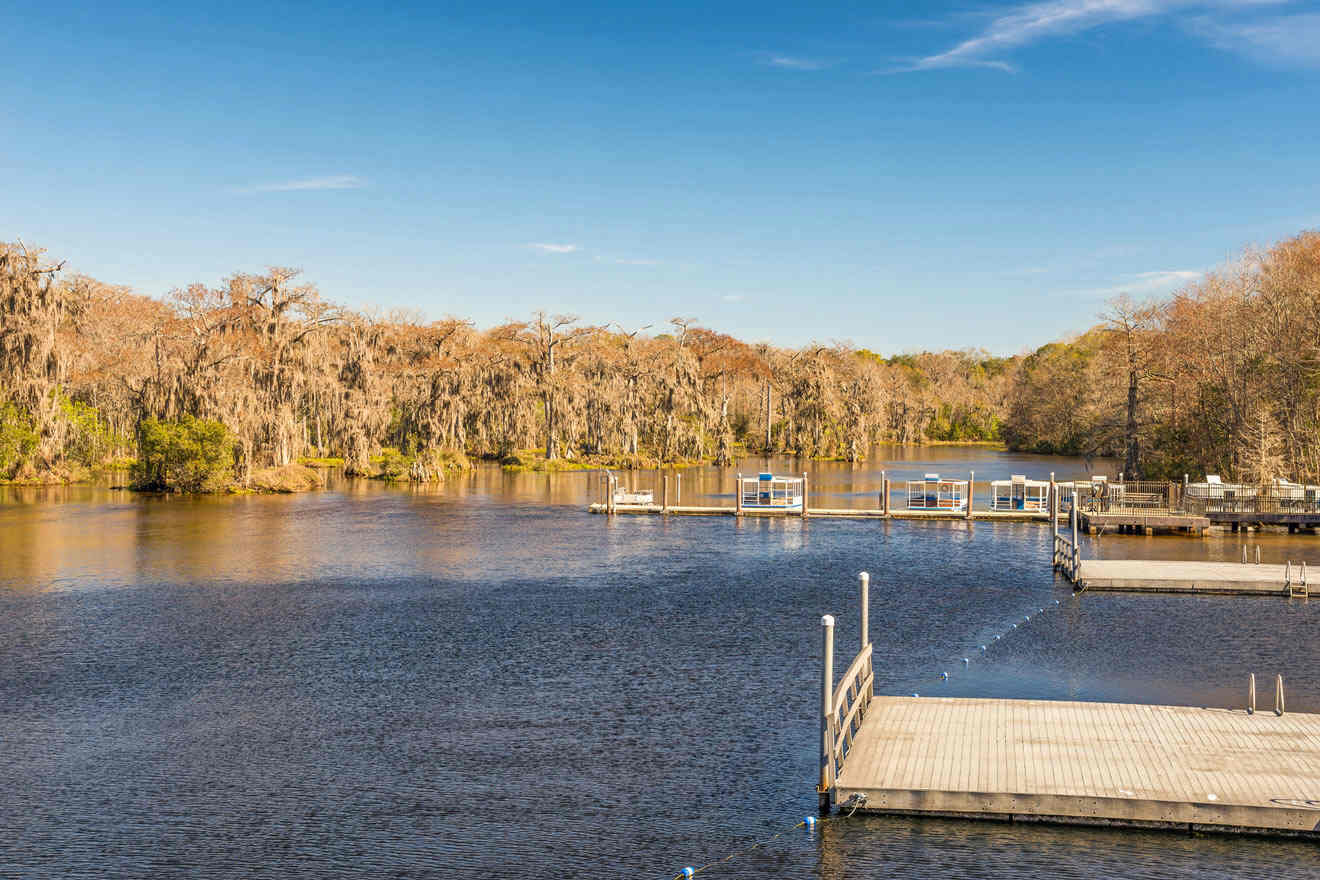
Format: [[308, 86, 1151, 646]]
[[858, 572, 870, 650], [966, 470, 974, 519], [819, 613, 836, 812]]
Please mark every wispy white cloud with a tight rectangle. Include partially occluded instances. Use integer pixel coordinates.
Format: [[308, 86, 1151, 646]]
[[1192, 11, 1320, 66], [765, 55, 830, 70], [894, 0, 1291, 74], [242, 174, 365, 193], [528, 243, 580, 254], [1069, 268, 1202, 297]]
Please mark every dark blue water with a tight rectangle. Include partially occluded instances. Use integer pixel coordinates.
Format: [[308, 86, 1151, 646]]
[[2, 454, 1319, 878]]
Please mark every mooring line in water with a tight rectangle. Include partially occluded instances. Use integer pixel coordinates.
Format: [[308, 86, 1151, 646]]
[[667, 796, 865, 879], [912, 597, 1069, 696]]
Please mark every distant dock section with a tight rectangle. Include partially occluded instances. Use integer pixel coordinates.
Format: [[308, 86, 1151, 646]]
[[593, 468, 1066, 522], [592, 470, 1320, 536], [1054, 502, 1313, 597]]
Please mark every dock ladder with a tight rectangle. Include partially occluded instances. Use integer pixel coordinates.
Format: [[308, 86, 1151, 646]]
[[1287, 561, 1308, 598]]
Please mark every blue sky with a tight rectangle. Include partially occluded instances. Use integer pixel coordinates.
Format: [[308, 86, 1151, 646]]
[[3, 0, 1318, 353]]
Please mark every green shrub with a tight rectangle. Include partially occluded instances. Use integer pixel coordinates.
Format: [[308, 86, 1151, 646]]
[[0, 401, 38, 480], [131, 416, 235, 492], [57, 393, 118, 467]]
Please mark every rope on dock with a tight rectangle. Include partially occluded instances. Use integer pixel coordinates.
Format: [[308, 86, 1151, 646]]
[[666, 796, 865, 879]]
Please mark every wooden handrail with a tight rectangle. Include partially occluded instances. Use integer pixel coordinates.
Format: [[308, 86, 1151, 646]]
[[832, 643, 874, 716], [827, 642, 874, 772]]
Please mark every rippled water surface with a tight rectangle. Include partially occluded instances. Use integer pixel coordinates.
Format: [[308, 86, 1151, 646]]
[[3, 448, 1319, 878]]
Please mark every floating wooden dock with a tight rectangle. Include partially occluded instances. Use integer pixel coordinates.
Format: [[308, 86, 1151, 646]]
[[833, 695, 1320, 836], [1053, 504, 1313, 597], [1075, 560, 1310, 596], [587, 503, 1056, 522], [817, 575, 1320, 838], [1080, 510, 1210, 535]]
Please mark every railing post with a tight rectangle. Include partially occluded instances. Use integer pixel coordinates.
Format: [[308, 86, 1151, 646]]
[[1248, 673, 1256, 714], [676, 473, 681, 506], [884, 475, 891, 516], [662, 475, 669, 513], [966, 470, 974, 519], [736, 473, 743, 516], [1071, 490, 1080, 579], [802, 471, 809, 518], [858, 572, 869, 651], [1051, 479, 1060, 566], [880, 469, 887, 515], [818, 614, 836, 814]]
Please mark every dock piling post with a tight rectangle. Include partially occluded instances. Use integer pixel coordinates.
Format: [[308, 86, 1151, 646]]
[[859, 572, 870, 652], [884, 474, 891, 517], [1256, 546, 1262, 565], [1248, 673, 1256, 714], [1071, 491, 1080, 580], [880, 469, 887, 515], [676, 473, 681, 506], [736, 473, 743, 516], [802, 472, 809, 518], [1275, 675, 1286, 716], [1051, 480, 1060, 566], [819, 614, 836, 814], [663, 475, 669, 513], [967, 470, 974, 519], [1242, 545, 1248, 565]]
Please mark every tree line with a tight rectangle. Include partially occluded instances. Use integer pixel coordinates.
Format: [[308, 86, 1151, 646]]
[[0, 241, 1011, 488], [1004, 230, 1320, 483], [3, 230, 1315, 490]]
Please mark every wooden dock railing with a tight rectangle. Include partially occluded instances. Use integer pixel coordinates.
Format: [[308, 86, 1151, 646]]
[[1051, 490, 1081, 582], [818, 572, 875, 813]]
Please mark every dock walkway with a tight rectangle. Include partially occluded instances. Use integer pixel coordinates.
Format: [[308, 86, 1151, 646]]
[[817, 574, 1320, 838], [587, 503, 1054, 522]]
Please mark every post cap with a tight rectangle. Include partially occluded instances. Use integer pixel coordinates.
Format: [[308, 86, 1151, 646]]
[[858, 571, 870, 581], [821, 614, 835, 627]]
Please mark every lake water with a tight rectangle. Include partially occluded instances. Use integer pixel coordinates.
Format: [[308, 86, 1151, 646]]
[[3, 446, 1319, 878]]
